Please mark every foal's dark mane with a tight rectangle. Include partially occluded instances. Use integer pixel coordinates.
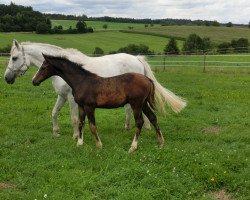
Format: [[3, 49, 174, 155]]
[[47, 55, 98, 77]]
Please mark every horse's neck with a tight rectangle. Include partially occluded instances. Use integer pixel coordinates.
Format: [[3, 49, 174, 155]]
[[56, 61, 93, 92]]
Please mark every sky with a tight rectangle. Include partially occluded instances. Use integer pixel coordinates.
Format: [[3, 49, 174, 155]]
[[1, 0, 250, 24]]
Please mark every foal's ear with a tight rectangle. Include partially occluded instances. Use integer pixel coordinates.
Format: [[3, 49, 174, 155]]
[[13, 39, 21, 50], [42, 53, 51, 62]]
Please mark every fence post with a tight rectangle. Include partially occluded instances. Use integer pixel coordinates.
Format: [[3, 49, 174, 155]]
[[203, 52, 206, 72], [163, 55, 166, 71]]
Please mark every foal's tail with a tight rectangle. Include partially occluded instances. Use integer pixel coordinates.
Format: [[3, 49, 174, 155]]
[[148, 80, 157, 111], [137, 56, 187, 114]]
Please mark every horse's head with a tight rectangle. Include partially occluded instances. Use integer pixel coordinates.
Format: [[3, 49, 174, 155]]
[[32, 54, 56, 86], [4, 40, 29, 84]]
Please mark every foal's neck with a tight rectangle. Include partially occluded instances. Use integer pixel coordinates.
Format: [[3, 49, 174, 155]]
[[54, 59, 97, 91]]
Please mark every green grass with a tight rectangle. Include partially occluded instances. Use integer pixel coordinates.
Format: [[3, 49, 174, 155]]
[[0, 56, 250, 199], [123, 25, 250, 44], [51, 20, 160, 30], [0, 32, 174, 54]]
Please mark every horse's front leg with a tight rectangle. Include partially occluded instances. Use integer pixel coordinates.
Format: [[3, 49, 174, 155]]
[[67, 94, 80, 139], [85, 106, 103, 149], [77, 106, 86, 146], [52, 95, 66, 137]]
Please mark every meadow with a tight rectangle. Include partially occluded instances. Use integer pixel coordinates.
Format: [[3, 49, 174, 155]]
[[0, 54, 250, 199], [0, 32, 174, 55], [51, 20, 160, 30]]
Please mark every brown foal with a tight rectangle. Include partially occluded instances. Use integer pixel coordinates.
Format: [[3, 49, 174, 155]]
[[32, 54, 164, 152]]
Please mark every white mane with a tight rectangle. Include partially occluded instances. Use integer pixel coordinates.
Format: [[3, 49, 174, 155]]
[[21, 42, 88, 66]]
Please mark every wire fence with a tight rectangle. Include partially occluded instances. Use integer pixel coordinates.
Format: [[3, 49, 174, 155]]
[[1, 52, 250, 72]]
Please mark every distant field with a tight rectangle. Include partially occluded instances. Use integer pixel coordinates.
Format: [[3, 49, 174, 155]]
[[123, 25, 250, 44], [0, 32, 180, 54], [51, 20, 160, 30]]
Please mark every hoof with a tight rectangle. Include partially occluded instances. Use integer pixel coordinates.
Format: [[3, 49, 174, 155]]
[[125, 124, 130, 130], [96, 142, 103, 149], [53, 133, 60, 138], [144, 124, 151, 130], [77, 139, 84, 146], [128, 146, 137, 153]]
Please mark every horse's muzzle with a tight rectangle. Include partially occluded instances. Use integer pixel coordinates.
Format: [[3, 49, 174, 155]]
[[32, 80, 40, 86], [4, 76, 15, 84]]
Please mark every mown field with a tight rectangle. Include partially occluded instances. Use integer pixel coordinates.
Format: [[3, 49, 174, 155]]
[[0, 53, 250, 199], [51, 20, 160, 30], [122, 25, 250, 44], [52, 20, 250, 45], [0, 32, 176, 55]]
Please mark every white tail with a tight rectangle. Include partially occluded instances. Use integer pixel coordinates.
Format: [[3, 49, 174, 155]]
[[137, 56, 187, 114]]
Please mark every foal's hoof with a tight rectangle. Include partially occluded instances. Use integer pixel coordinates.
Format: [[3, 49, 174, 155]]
[[77, 139, 84, 146], [128, 146, 137, 153]]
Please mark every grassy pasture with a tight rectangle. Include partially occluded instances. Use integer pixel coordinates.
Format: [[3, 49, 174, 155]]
[[123, 25, 250, 44], [51, 20, 160, 30], [0, 55, 250, 199], [0, 32, 175, 54]]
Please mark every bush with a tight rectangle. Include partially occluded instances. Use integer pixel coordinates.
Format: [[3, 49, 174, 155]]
[[217, 42, 232, 54], [231, 38, 249, 53], [117, 44, 154, 55], [36, 22, 50, 34], [182, 34, 212, 53], [93, 47, 104, 56], [164, 38, 179, 55], [76, 20, 87, 33], [0, 44, 11, 53]]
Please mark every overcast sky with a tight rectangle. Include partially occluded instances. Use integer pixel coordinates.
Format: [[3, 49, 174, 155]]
[[1, 0, 250, 24]]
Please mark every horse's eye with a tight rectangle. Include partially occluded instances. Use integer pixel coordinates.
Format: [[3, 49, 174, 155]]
[[12, 56, 18, 61]]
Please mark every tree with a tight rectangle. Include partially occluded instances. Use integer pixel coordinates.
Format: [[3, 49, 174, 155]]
[[103, 24, 108, 29], [217, 42, 231, 54], [232, 38, 249, 53], [36, 22, 50, 34], [93, 47, 104, 56], [164, 38, 179, 55], [226, 22, 233, 27], [182, 33, 203, 53], [248, 22, 250, 28], [76, 20, 86, 33]]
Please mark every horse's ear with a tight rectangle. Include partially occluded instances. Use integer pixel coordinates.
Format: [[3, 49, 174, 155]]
[[13, 39, 20, 50]]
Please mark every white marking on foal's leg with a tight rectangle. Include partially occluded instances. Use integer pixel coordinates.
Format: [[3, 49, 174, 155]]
[[77, 138, 84, 146], [128, 136, 138, 153], [143, 115, 151, 130]]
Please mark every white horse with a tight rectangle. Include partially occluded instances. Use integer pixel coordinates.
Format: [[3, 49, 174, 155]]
[[4, 40, 187, 138]]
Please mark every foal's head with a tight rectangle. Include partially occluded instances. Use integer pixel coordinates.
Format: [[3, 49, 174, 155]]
[[32, 54, 57, 86]]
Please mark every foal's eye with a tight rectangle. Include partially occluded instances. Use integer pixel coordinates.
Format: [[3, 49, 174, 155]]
[[41, 66, 46, 70], [12, 56, 18, 61]]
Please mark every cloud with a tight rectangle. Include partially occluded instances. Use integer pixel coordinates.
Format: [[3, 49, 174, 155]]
[[1, 0, 250, 24]]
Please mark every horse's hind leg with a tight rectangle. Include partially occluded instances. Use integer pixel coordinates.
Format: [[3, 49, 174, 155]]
[[124, 104, 151, 130], [85, 106, 103, 149], [67, 94, 80, 139], [77, 106, 86, 146], [52, 95, 66, 137], [128, 107, 144, 153], [124, 104, 132, 129], [142, 104, 164, 147]]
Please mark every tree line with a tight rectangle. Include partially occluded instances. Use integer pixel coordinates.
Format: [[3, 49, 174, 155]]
[[0, 3, 93, 34]]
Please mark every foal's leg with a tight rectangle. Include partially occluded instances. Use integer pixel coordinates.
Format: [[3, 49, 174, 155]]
[[52, 95, 66, 137], [142, 104, 164, 147], [128, 107, 144, 153], [67, 94, 80, 139], [84, 106, 103, 148], [124, 104, 151, 130], [77, 106, 86, 146]]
